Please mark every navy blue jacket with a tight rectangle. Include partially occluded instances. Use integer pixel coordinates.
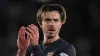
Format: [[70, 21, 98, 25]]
[[25, 38, 76, 56]]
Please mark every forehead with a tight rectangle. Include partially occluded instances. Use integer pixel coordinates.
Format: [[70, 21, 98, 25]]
[[42, 11, 60, 19]]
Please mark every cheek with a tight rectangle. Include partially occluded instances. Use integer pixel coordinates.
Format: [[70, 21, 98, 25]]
[[56, 23, 62, 28], [55, 25, 60, 32], [56, 23, 62, 32], [42, 24, 48, 31], [41, 22, 48, 33]]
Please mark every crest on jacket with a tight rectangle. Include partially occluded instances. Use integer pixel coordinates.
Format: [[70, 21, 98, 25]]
[[47, 52, 54, 56]]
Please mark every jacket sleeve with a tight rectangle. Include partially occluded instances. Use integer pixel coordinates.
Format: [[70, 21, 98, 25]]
[[25, 46, 32, 56], [60, 44, 76, 56], [29, 45, 45, 56]]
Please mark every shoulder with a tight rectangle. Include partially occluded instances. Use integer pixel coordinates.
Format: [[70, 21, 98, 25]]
[[60, 39, 75, 51], [59, 39, 71, 47], [60, 39, 76, 56]]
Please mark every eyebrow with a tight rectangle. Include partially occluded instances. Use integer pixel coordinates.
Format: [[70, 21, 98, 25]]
[[44, 18, 60, 21], [45, 18, 60, 19]]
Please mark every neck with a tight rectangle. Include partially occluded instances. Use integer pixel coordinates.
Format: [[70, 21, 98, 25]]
[[43, 35, 60, 44]]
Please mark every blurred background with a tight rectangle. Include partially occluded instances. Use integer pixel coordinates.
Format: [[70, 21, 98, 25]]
[[1, 0, 100, 56]]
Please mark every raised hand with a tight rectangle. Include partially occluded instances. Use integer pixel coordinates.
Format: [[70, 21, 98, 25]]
[[25, 24, 39, 46], [17, 26, 30, 51]]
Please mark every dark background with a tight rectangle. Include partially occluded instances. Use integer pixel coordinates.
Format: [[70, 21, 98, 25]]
[[1, 0, 100, 56]]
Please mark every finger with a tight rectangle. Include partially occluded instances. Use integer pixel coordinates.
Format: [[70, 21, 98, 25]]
[[28, 25, 36, 31], [31, 24, 39, 31], [19, 35, 25, 44], [27, 35, 31, 46], [30, 24, 39, 35], [26, 35, 30, 45], [28, 25, 37, 35], [21, 26, 26, 36], [26, 26, 38, 39], [17, 26, 29, 49], [30, 24, 39, 36], [26, 34, 30, 40], [18, 27, 23, 37], [25, 30, 33, 39], [26, 27, 37, 37], [18, 27, 26, 44], [20, 34, 29, 44], [18, 26, 24, 42], [26, 27, 33, 34], [18, 35, 29, 48], [18, 26, 25, 38]]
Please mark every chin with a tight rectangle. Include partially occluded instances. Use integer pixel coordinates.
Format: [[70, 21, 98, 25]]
[[47, 35, 55, 39]]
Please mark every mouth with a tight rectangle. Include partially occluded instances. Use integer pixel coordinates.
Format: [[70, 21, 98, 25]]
[[48, 28, 55, 34], [48, 29, 55, 31]]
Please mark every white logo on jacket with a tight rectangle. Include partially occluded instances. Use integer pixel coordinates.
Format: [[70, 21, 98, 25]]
[[31, 53, 34, 56], [60, 52, 68, 56], [47, 52, 54, 56]]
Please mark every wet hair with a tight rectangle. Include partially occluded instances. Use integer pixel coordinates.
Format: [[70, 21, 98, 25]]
[[37, 4, 67, 25]]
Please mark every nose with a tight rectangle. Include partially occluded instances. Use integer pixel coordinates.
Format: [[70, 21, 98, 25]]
[[49, 20, 55, 25]]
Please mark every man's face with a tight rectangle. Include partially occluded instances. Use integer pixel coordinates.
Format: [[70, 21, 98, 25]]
[[40, 11, 62, 39]]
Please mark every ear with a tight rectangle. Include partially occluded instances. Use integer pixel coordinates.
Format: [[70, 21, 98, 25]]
[[60, 22, 62, 28], [40, 24, 42, 28]]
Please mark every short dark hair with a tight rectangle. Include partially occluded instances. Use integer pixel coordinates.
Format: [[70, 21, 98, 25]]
[[37, 4, 67, 25]]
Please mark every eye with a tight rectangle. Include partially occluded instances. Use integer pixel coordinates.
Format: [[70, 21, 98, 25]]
[[54, 19, 59, 22], [45, 18, 51, 21]]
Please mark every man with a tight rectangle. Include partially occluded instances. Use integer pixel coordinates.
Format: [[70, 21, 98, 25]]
[[17, 4, 76, 56]]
